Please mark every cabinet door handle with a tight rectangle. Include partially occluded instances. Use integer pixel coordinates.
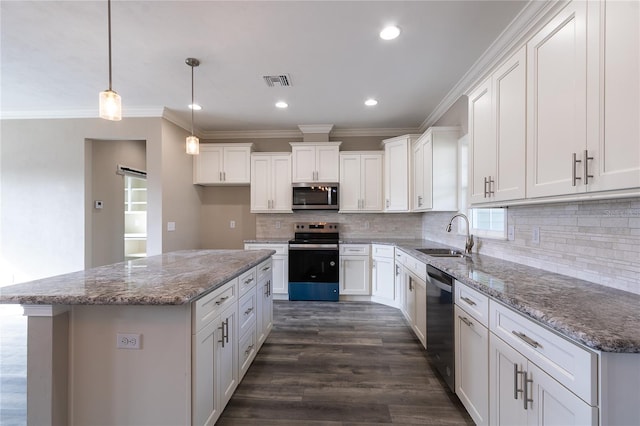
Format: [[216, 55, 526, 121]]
[[572, 153, 582, 186], [395, 265, 400, 276], [267, 280, 271, 296], [386, 199, 390, 208], [225, 318, 230, 344], [512, 331, 541, 349], [583, 150, 594, 184], [215, 296, 229, 305], [488, 176, 495, 196], [460, 296, 476, 306], [513, 363, 524, 400], [245, 344, 254, 356], [458, 316, 473, 327], [523, 371, 534, 410], [483, 177, 489, 198], [418, 195, 423, 207]]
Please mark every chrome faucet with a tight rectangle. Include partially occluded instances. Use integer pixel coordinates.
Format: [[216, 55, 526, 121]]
[[446, 213, 474, 254]]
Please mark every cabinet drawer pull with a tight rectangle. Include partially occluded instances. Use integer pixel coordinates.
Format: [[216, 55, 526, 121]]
[[244, 277, 254, 285], [572, 152, 582, 186], [245, 307, 254, 315], [512, 331, 541, 349], [460, 296, 476, 306], [513, 363, 524, 400], [261, 266, 271, 272], [458, 316, 473, 327], [215, 296, 229, 305], [583, 150, 593, 184]]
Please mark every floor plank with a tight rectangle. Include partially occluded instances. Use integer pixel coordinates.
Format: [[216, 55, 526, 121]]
[[218, 300, 473, 425]]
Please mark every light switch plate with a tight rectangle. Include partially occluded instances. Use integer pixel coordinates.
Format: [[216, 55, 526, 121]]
[[507, 225, 515, 241], [167, 221, 176, 232]]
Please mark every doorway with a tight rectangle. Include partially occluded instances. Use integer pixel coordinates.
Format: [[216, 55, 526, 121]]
[[124, 174, 147, 260]]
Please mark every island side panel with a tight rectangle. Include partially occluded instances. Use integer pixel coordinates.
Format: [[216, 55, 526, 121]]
[[69, 304, 192, 425]]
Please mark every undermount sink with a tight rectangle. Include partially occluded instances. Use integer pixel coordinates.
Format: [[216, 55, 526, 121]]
[[416, 248, 467, 258]]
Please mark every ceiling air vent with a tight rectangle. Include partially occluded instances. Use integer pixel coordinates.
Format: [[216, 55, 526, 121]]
[[263, 74, 291, 87]]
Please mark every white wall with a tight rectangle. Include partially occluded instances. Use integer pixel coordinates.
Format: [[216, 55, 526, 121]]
[[0, 117, 201, 284]]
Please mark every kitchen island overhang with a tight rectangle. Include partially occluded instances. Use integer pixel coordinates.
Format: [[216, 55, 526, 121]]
[[0, 249, 275, 426]]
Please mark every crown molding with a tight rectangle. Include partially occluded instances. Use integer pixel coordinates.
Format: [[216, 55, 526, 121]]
[[418, 0, 560, 132], [200, 126, 420, 140], [331, 127, 420, 138], [297, 124, 334, 134], [0, 107, 164, 120]]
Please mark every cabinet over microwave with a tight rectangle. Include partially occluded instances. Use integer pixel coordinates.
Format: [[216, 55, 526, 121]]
[[292, 183, 339, 210]]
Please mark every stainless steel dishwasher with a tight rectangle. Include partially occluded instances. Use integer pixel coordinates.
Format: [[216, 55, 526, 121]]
[[426, 264, 455, 392]]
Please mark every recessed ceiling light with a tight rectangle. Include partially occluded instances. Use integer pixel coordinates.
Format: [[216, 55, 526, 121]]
[[380, 25, 400, 40], [188, 104, 202, 111], [275, 101, 288, 109], [365, 98, 378, 106]]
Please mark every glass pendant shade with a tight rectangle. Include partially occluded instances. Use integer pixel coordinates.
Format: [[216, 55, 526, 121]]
[[99, 89, 122, 121], [186, 135, 200, 155]]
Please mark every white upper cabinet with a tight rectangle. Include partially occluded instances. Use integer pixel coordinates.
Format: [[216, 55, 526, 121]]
[[194, 144, 253, 185], [412, 127, 460, 211], [290, 142, 341, 183], [382, 134, 420, 212], [586, 0, 640, 192], [250, 153, 292, 213], [339, 152, 383, 212], [469, 46, 526, 205], [526, 1, 588, 198]]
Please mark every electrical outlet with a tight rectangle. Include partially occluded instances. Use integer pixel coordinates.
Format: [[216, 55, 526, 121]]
[[230, 220, 236, 229], [275, 221, 281, 229], [532, 226, 540, 244], [508, 225, 515, 241], [116, 333, 141, 349], [167, 222, 176, 232], [94, 200, 103, 209], [364, 221, 370, 230]]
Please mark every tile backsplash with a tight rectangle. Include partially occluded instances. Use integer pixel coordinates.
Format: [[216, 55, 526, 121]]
[[256, 198, 640, 295], [422, 197, 640, 295]]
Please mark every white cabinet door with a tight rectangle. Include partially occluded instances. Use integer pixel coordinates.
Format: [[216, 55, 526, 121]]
[[413, 276, 426, 348], [469, 78, 495, 204], [291, 145, 316, 182], [413, 140, 425, 210], [256, 270, 273, 348], [372, 256, 395, 302], [493, 46, 526, 202], [527, 1, 588, 198], [339, 154, 361, 211], [217, 303, 237, 411], [383, 136, 415, 212], [316, 145, 340, 182], [455, 305, 489, 426], [587, 0, 640, 192], [340, 255, 370, 295], [250, 154, 291, 213], [223, 146, 251, 184], [403, 270, 415, 325], [490, 333, 529, 426], [527, 362, 598, 426], [250, 155, 271, 211], [360, 154, 383, 211], [192, 319, 219, 426], [195, 146, 223, 185], [271, 255, 288, 296]]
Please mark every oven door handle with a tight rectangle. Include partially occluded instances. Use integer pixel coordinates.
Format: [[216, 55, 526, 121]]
[[289, 244, 339, 250]]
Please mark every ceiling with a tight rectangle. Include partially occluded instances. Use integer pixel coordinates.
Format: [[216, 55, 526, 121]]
[[0, 1, 528, 136]]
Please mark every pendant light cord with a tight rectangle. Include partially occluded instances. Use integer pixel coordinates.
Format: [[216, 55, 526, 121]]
[[191, 64, 195, 136], [107, 0, 113, 91]]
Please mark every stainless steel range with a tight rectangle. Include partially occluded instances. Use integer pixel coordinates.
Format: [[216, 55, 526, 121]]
[[288, 222, 340, 301]]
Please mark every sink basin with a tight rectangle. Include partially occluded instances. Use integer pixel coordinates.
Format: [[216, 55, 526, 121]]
[[416, 248, 467, 258]]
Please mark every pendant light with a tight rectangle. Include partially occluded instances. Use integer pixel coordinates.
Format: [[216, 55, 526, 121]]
[[99, 0, 121, 121], [185, 57, 200, 155]]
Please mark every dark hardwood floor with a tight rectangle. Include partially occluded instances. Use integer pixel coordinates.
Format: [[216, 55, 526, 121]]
[[218, 300, 473, 425]]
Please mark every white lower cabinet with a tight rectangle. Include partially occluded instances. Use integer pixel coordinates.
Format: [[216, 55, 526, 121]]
[[371, 245, 396, 307], [339, 244, 371, 296], [256, 258, 274, 348], [396, 249, 426, 348], [244, 243, 288, 298], [489, 333, 597, 426], [454, 282, 489, 426]]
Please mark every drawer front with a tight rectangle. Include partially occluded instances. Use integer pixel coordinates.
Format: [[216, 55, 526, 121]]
[[395, 249, 406, 266], [490, 301, 598, 404], [256, 258, 273, 283], [340, 244, 370, 256], [372, 244, 394, 259], [244, 243, 288, 255], [193, 278, 237, 333], [455, 280, 489, 327], [238, 289, 257, 336], [239, 324, 257, 379], [405, 255, 426, 281], [238, 267, 257, 297]]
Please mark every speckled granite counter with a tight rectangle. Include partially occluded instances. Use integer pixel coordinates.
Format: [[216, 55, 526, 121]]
[[0, 249, 275, 305], [316, 238, 640, 353]]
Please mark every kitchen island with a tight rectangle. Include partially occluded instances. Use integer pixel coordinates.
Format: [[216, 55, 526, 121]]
[[0, 249, 275, 426]]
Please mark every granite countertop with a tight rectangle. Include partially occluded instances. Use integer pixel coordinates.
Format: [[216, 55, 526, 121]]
[[297, 237, 639, 353], [0, 249, 274, 305], [388, 241, 640, 354]]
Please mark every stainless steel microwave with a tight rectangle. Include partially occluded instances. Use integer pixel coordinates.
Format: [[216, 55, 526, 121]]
[[292, 183, 339, 210]]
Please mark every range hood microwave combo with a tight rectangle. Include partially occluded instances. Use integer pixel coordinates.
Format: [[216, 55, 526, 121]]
[[292, 183, 339, 211]]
